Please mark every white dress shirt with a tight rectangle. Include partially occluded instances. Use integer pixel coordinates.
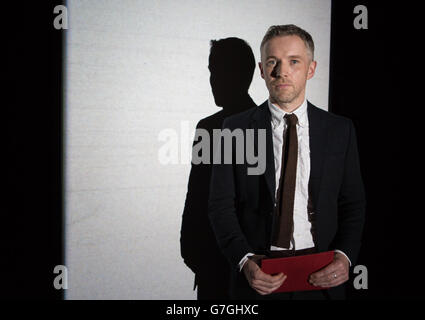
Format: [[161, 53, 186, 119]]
[[238, 98, 351, 271], [269, 98, 314, 251]]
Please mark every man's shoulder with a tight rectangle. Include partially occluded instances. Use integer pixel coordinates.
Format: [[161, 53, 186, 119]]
[[308, 102, 353, 128]]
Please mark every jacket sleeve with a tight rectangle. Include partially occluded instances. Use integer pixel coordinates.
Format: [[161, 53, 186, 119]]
[[208, 118, 253, 270], [332, 120, 366, 265]]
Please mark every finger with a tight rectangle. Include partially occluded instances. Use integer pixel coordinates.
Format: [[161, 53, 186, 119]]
[[253, 284, 277, 295], [312, 271, 347, 286], [253, 275, 287, 294], [253, 285, 272, 295], [254, 269, 285, 286], [313, 277, 347, 288], [310, 259, 349, 284], [309, 265, 345, 284], [311, 273, 349, 288], [253, 286, 270, 296], [255, 269, 286, 283], [252, 278, 279, 290], [252, 274, 286, 290], [252, 274, 287, 289], [311, 269, 340, 284], [309, 262, 339, 280]]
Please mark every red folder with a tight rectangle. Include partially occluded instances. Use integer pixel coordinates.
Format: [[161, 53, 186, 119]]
[[261, 251, 334, 293]]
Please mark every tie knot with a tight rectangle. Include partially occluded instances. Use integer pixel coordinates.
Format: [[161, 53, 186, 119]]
[[284, 113, 298, 126]]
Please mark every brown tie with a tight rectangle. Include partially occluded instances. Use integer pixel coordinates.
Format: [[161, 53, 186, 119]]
[[272, 113, 298, 248]]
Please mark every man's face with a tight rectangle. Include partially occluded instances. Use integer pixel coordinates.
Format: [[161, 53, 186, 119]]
[[259, 35, 316, 108]]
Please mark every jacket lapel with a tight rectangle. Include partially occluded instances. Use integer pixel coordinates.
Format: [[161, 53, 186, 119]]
[[250, 101, 276, 204], [248, 101, 327, 210], [307, 102, 328, 210]]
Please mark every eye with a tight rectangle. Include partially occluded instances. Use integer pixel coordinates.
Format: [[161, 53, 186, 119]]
[[290, 60, 299, 65], [266, 59, 277, 67]]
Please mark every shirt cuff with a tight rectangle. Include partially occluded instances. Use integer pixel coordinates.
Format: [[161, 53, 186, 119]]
[[238, 253, 255, 272], [334, 249, 352, 267]]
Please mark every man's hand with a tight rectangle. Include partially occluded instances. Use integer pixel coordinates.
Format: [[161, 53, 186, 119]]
[[308, 252, 350, 288], [242, 258, 287, 295]]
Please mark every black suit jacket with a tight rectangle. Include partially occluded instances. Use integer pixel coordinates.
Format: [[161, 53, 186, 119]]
[[208, 101, 366, 299]]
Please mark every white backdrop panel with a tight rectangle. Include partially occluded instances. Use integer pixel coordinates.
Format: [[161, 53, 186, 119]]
[[65, 0, 331, 299]]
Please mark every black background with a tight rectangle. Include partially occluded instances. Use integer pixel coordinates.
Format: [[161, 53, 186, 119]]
[[4, 0, 418, 300], [5, 1, 63, 299], [329, 1, 415, 299]]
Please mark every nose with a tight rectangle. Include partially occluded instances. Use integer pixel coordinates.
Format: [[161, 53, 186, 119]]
[[271, 61, 289, 78]]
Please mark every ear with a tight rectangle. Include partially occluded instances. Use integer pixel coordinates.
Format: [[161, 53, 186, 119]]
[[307, 60, 317, 80], [259, 62, 265, 79]]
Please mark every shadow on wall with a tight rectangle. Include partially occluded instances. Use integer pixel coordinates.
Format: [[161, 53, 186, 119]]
[[180, 37, 257, 300]]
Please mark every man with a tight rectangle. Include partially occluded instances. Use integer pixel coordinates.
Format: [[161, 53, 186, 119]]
[[208, 25, 365, 300], [180, 38, 257, 299]]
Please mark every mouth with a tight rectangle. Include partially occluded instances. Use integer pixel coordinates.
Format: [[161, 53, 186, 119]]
[[274, 83, 292, 90]]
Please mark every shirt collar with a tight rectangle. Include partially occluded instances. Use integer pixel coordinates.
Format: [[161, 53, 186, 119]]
[[268, 98, 308, 129]]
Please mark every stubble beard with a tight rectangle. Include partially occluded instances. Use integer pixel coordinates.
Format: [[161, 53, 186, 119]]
[[270, 85, 302, 106]]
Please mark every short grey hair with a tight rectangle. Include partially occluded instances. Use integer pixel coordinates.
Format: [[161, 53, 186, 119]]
[[260, 24, 315, 60]]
